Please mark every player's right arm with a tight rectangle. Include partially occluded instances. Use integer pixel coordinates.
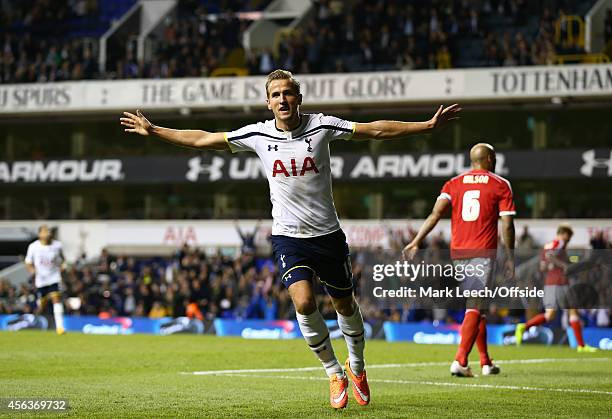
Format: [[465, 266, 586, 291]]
[[234, 221, 246, 240], [402, 198, 450, 260], [120, 110, 229, 151], [24, 244, 35, 275], [25, 262, 35, 275]]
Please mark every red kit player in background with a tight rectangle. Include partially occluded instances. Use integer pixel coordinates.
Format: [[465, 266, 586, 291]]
[[515, 224, 597, 352], [404, 143, 515, 377]]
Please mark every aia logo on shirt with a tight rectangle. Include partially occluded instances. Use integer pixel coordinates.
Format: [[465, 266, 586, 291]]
[[39, 257, 54, 267], [272, 157, 319, 177]]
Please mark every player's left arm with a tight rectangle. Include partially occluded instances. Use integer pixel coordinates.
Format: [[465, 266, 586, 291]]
[[499, 174, 517, 279], [58, 248, 66, 273], [501, 215, 516, 279], [352, 104, 461, 141]]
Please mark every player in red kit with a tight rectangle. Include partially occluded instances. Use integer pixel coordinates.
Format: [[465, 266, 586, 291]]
[[515, 224, 597, 352], [404, 143, 515, 377]]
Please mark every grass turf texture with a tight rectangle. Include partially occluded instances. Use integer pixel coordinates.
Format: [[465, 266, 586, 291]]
[[0, 331, 610, 418]]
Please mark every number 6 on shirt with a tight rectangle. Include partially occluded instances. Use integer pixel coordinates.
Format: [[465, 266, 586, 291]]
[[461, 190, 480, 221], [438, 169, 515, 254]]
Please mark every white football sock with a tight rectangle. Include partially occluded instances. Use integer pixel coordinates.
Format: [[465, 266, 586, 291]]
[[53, 302, 64, 331], [296, 310, 343, 378], [337, 305, 365, 375]]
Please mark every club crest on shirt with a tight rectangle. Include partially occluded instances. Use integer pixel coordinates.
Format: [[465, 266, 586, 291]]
[[304, 138, 313, 152]]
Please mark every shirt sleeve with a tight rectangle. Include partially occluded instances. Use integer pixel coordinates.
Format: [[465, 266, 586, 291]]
[[437, 180, 452, 201], [319, 114, 355, 141], [224, 122, 261, 153], [543, 240, 564, 258], [25, 243, 34, 264], [498, 179, 516, 216]]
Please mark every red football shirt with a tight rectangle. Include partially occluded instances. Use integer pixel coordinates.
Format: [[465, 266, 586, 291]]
[[540, 239, 569, 286], [439, 169, 515, 258]]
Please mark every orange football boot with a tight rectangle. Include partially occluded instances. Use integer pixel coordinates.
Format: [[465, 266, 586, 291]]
[[329, 374, 348, 409], [344, 358, 370, 405]]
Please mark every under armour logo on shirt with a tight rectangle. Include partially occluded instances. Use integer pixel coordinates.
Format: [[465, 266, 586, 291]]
[[280, 254, 286, 268], [581, 149, 612, 177], [268, 145, 279, 151], [286, 274, 292, 281], [305, 138, 313, 152]]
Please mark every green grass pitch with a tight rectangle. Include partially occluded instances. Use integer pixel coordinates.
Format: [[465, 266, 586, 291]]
[[1, 331, 610, 418]]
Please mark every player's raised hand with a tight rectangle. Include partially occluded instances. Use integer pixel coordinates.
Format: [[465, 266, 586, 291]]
[[120, 109, 153, 136], [402, 241, 419, 260], [428, 104, 461, 130]]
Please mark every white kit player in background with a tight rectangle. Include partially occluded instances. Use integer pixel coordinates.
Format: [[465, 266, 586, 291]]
[[120, 69, 461, 409], [25, 225, 66, 335]]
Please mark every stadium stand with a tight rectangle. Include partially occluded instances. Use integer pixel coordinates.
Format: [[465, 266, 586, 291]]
[[0, 0, 610, 337], [1, 229, 609, 328], [0, 0, 137, 83], [2, 0, 606, 83]]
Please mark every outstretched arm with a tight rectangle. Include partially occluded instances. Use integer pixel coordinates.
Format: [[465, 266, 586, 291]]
[[120, 110, 229, 151], [402, 198, 450, 259], [352, 104, 461, 141], [234, 221, 245, 240]]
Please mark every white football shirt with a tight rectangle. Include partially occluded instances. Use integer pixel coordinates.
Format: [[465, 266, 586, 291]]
[[225, 113, 355, 237], [25, 239, 63, 288]]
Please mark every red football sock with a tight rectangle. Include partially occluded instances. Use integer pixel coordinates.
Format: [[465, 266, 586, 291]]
[[570, 317, 585, 347], [455, 310, 481, 367], [525, 313, 547, 329], [476, 314, 491, 367]]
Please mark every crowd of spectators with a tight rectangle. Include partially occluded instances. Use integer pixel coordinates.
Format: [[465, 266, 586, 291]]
[[0, 227, 610, 330], [1, 0, 599, 84], [605, 8, 612, 59], [479, 4, 589, 68], [0, 245, 294, 321], [109, 0, 269, 79], [249, 0, 459, 74], [0, 0, 129, 83], [139, 0, 596, 76]]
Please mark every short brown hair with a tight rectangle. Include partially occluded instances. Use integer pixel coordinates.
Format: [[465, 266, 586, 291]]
[[557, 224, 574, 236], [265, 69, 300, 97]]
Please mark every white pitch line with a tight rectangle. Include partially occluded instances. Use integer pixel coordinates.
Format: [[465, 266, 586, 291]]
[[181, 366, 324, 375], [221, 373, 612, 396], [181, 357, 611, 376]]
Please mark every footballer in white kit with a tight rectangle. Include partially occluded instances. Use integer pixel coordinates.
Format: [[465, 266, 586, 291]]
[[226, 113, 351, 238], [121, 69, 461, 409], [25, 225, 66, 334], [227, 113, 357, 320]]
